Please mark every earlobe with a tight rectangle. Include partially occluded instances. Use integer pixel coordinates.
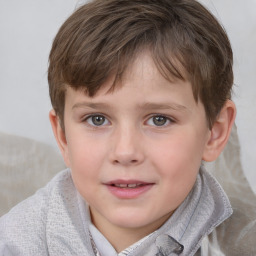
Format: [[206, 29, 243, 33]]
[[203, 100, 236, 162], [49, 109, 70, 167]]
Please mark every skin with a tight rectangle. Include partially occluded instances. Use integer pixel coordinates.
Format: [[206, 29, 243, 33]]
[[50, 52, 236, 252]]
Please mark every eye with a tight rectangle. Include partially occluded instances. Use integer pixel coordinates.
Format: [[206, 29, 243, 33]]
[[85, 115, 110, 126], [146, 115, 172, 127]]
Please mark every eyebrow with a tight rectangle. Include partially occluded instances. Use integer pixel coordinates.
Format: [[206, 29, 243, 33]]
[[72, 102, 110, 110], [72, 101, 189, 112], [138, 102, 189, 112]]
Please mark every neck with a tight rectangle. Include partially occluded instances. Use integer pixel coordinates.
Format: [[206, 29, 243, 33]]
[[90, 207, 172, 253]]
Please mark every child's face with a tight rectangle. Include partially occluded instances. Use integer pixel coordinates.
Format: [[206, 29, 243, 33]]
[[61, 52, 211, 236]]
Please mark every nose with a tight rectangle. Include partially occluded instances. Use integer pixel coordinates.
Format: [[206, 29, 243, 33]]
[[109, 125, 145, 166]]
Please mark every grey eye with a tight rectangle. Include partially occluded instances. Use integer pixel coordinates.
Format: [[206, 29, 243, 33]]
[[87, 115, 108, 126], [146, 115, 172, 127], [152, 116, 167, 126], [92, 115, 105, 126]]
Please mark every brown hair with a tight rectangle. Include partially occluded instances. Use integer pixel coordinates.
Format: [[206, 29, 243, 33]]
[[48, 0, 233, 129]]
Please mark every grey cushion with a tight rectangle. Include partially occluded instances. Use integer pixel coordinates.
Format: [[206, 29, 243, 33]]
[[205, 125, 256, 255], [0, 132, 65, 216]]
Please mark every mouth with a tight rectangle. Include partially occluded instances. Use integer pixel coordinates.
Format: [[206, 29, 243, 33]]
[[110, 183, 147, 188], [106, 179, 154, 188], [105, 180, 154, 199]]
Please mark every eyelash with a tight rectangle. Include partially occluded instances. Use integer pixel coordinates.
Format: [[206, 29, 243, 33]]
[[84, 114, 110, 127], [146, 114, 175, 127], [82, 114, 175, 127]]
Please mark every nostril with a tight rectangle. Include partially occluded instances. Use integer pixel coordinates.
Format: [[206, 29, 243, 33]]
[[110, 150, 144, 165], [113, 159, 138, 164], [113, 158, 139, 165]]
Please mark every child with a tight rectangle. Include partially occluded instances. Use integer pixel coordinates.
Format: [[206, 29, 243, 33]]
[[0, 0, 237, 255]]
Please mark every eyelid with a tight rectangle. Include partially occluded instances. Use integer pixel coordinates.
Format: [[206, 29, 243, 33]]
[[145, 114, 175, 127], [83, 113, 111, 127]]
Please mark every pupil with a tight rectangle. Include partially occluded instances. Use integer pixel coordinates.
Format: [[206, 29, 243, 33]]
[[92, 116, 105, 126], [153, 116, 166, 126]]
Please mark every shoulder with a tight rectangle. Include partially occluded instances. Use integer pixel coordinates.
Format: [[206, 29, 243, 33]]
[[0, 169, 72, 256]]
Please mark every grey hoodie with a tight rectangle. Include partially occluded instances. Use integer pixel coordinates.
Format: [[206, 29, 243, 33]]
[[0, 167, 232, 256]]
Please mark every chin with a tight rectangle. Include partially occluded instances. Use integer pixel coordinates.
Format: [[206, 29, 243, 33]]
[[108, 210, 165, 230]]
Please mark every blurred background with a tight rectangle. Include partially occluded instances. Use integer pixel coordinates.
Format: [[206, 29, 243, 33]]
[[0, 0, 255, 192]]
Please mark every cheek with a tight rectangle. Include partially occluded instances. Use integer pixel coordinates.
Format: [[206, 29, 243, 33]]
[[68, 137, 108, 202], [151, 134, 202, 170], [150, 144, 199, 209], [66, 135, 108, 179], [149, 133, 203, 194]]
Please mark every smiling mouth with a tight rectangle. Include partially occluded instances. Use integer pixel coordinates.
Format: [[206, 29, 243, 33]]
[[111, 183, 145, 188], [106, 181, 154, 198]]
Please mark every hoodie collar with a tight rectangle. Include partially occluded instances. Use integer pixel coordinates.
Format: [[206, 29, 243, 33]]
[[121, 166, 233, 256], [46, 167, 232, 256], [83, 166, 232, 256]]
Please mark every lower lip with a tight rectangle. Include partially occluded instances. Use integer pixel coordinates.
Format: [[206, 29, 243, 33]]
[[106, 184, 154, 199]]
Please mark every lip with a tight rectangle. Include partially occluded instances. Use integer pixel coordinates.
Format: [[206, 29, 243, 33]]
[[104, 179, 154, 199]]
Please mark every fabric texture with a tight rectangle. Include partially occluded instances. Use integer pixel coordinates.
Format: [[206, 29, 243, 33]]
[[204, 125, 256, 255], [0, 132, 65, 216], [0, 167, 231, 256]]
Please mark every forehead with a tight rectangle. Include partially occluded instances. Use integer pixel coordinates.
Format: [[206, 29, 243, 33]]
[[66, 52, 200, 113], [92, 51, 190, 96]]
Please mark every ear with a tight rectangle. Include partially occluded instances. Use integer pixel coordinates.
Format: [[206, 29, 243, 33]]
[[203, 100, 236, 162], [49, 109, 70, 167]]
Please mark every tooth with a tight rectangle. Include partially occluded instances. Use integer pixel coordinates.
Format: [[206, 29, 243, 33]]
[[128, 184, 137, 188], [118, 184, 128, 188]]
